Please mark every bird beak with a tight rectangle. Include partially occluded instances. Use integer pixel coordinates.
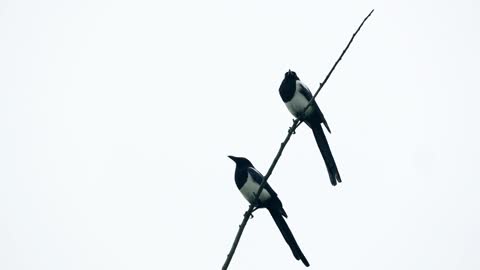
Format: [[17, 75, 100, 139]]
[[228, 155, 237, 162]]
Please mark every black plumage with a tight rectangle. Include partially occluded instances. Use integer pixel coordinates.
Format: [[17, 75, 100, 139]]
[[279, 70, 341, 186], [228, 155, 310, 267]]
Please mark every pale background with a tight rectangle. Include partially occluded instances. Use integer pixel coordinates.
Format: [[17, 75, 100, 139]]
[[1, 0, 479, 269]]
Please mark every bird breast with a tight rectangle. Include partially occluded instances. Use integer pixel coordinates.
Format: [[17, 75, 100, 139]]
[[240, 176, 272, 204], [285, 89, 315, 118]]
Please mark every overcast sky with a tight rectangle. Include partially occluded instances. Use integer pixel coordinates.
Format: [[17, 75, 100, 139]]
[[1, 0, 479, 269]]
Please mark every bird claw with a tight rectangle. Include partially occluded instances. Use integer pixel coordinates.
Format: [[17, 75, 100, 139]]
[[249, 206, 260, 219], [289, 120, 297, 134]]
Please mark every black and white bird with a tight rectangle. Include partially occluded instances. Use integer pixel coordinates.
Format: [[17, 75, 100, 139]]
[[228, 155, 310, 267], [279, 70, 342, 186]]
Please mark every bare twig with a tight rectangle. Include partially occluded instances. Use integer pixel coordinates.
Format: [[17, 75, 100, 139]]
[[307, 9, 375, 107], [222, 9, 374, 270]]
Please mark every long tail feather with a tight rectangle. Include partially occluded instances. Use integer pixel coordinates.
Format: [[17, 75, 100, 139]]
[[268, 208, 310, 267], [311, 123, 342, 185]]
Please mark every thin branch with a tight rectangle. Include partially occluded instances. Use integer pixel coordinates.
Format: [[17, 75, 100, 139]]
[[222, 9, 374, 270], [307, 9, 375, 106]]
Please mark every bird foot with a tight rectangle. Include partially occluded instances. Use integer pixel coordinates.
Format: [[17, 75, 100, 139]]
[[288, 119, 297, 134], [249, 207, 260, 219]]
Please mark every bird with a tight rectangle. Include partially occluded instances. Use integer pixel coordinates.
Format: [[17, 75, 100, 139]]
[[279, 70, 342, 186], [228, 155, 310, 267]]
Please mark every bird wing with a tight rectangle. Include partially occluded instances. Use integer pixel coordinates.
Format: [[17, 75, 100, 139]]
[[247, 167, 288, 217], [297, 81, 314, 100], [297, 81, 331, 133], [247, 167, 278, 198]]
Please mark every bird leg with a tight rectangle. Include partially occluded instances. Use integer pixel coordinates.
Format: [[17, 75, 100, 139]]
[[249, 206, 261, 219], [288, 119, 297, 134]]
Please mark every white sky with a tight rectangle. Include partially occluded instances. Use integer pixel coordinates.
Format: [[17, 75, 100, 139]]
[[1, 0, 479, 269]]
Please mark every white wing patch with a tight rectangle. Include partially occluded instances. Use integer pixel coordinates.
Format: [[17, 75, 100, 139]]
[[239, 173, 272, 204], [297, 80, 311, 93]]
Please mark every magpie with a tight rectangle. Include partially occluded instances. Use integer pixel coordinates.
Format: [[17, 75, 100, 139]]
[[279, 70, 342, 186], [228, 155, 310, 267]]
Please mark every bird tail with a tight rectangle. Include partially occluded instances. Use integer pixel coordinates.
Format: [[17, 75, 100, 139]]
[[311, 123, 342, 186], [268, 208, 310, 267]]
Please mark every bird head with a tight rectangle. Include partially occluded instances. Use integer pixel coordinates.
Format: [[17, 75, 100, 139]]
[[284, 69, 299, 80], [228, 156, 253, 168]]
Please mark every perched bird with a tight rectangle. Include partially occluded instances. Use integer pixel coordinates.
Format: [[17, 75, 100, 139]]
[[279, 70, 342, 186], [228, 155, 310, 267]]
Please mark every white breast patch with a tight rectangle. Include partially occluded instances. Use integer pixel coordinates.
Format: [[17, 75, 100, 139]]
[[285, 89, 315, 118], [239, 174, 272, 204]]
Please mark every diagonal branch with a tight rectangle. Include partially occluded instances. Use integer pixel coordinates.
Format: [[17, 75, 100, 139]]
[[307, 8, 375, 106], [222, 9, 374, 270]]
